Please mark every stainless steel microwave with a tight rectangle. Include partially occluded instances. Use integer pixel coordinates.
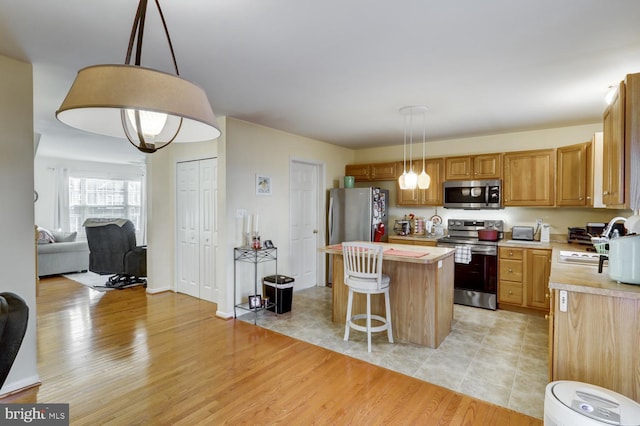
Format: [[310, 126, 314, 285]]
[[443, 179, 502, 209]]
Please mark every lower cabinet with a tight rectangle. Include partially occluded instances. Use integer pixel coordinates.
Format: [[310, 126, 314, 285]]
[[550, 289, 640, 401], [498, 246, 551, 312]]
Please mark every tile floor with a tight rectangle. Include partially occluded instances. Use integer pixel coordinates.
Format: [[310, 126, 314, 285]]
[[238, 286, 549, 419]]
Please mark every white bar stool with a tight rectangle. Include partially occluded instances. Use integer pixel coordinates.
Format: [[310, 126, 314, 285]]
[[342, 242, 393, 352]]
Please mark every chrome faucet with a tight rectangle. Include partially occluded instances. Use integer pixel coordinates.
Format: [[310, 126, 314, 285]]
[[602, 216, 627, 239]]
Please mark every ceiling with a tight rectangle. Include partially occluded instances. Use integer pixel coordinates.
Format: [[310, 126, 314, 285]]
[[1, 0, 640, 164]]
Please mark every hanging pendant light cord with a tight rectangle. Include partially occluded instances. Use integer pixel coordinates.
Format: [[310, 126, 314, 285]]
[[422, 111, 426, 172], [403, 114, 407, 173], [409, 112, 414, 172], [125, 0, 179, 74]]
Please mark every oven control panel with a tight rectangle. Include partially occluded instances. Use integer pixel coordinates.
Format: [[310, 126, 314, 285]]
[[447, 219, 504, 233]]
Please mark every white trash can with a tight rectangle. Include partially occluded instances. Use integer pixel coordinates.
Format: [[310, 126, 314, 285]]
[[544, 381, 640, 425]]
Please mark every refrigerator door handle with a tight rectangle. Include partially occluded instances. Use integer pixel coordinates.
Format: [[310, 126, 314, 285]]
[[328, 196, 334, 243]]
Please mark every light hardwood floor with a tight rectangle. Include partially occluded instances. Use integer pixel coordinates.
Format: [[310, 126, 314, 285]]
[[2, 276, 541, 425]]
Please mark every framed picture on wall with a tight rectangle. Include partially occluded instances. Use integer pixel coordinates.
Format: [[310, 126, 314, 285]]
[[256, 174, 271, 195]]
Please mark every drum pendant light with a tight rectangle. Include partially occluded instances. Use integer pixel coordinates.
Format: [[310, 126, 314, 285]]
[[56, 0, 221, 153]]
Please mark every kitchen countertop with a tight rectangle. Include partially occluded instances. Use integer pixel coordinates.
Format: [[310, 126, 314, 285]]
[[387, 235, 640, 299], [320, 242, 454, 264], [549, 247, 640, 299], [499, 239, 640, 299]]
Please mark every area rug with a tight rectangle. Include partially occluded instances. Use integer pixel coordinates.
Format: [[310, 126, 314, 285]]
[[62, 272, 115, 291]]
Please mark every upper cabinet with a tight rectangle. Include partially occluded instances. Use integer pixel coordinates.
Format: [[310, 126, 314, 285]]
[[503, 149, 556, 206], [397, 158, 444, 206], [445, 153, 502, 180], [602, 80, 626, 208], [345, 162, 397, 182], [601, 72, 640, 210], [556, 142, 592, 207]]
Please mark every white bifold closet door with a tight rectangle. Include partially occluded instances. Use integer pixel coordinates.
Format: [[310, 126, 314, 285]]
[[176, 158, 219, 302]]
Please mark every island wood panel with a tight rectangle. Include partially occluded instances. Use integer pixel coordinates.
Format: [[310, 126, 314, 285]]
[[331, 254, 454, 348], [552, 290, 640, 402]]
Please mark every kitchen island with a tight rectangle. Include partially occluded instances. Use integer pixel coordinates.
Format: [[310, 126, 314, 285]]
[[548, 247, 640, 403], [321, 242, 455, 348]]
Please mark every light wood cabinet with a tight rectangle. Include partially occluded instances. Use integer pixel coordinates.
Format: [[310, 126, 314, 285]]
[[602, 80, 625, 207], [498, 246, 550, 312], [344, 164, 370, 181], [550, 289, 640, 401], [503, 149, 556, 206], [498, 247, 524, 305], [397, 158, 444, 206], [556, 141, 591, 206], [444, 153, 502, 180], [600, 71, 640, 210], [345, 162, 397, 182], [526, 249, 551, 309]]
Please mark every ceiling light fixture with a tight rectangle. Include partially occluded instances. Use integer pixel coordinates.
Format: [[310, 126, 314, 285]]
[[398, 106, 429, 190], [56, 0, 220, 153]]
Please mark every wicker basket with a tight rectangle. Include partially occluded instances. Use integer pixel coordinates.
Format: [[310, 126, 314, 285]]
[[593, 242, 608, 255]]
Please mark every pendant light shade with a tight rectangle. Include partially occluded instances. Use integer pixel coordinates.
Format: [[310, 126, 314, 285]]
[[56, 0, 220, 153]]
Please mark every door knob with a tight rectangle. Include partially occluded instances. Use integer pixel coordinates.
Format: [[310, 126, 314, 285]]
[[313, 230, 318, 234]]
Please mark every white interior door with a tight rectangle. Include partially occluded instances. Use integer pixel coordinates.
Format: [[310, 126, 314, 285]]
[[290, 160, 321, 290], [177, 161, 199, 298], [198, 158, 218, 302], [176, 158, 218, 301]]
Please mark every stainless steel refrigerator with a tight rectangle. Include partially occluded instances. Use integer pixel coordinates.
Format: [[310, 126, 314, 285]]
[[327, 187, 389, 283]]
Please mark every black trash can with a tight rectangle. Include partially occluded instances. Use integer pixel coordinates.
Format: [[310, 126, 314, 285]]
[[262, 275, 294, 314]]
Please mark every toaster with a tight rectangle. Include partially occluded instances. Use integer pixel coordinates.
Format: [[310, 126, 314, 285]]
[[512, 226, 534, 241]]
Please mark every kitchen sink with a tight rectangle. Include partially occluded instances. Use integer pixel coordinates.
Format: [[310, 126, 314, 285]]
[[557, 250, 602, 265]]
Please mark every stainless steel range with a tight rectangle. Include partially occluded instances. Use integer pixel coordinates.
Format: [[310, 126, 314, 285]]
[[436, 219, 504, 310]]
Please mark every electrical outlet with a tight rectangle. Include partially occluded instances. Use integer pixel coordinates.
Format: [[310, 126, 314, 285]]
[[559, 290, 568, 312], [236, 209, 247, 219], [536, 218, 543, 226]]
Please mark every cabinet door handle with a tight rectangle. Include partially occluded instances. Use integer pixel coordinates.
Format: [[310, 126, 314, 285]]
[[508, 268, 513, 273], [508, 290, 513, 295]]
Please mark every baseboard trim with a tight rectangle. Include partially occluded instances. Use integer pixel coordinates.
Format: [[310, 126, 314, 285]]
[[216, 310, 234, 320], [146, 286, 172, 295]]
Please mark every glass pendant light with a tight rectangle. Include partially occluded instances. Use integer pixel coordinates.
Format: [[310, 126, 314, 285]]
[[417, 106, 431, 189], [399, 106, 427, 191]]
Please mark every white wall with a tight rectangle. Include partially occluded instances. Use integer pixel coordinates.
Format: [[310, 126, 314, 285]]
[[145, 119, 226, 303], [0, 55, 39, 395], [220, 118, 353, 316]]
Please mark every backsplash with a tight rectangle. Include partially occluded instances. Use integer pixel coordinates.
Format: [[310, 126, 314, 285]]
[[361, 180, 632, 237]]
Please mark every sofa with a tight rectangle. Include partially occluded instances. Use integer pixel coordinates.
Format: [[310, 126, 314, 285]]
[[37, 227, 89, 277]]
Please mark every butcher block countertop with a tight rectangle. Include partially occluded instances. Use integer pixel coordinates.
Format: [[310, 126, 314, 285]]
[[320, 242, 454, 264]]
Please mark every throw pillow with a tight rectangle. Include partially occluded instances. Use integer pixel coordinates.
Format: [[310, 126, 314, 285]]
[[36, 227, 55, 244], [51, 230, 77, 243]]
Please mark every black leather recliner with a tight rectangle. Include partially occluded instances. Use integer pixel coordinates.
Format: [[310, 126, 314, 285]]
[[83, 218, 147, 289], [0, 292, 29, 389]]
